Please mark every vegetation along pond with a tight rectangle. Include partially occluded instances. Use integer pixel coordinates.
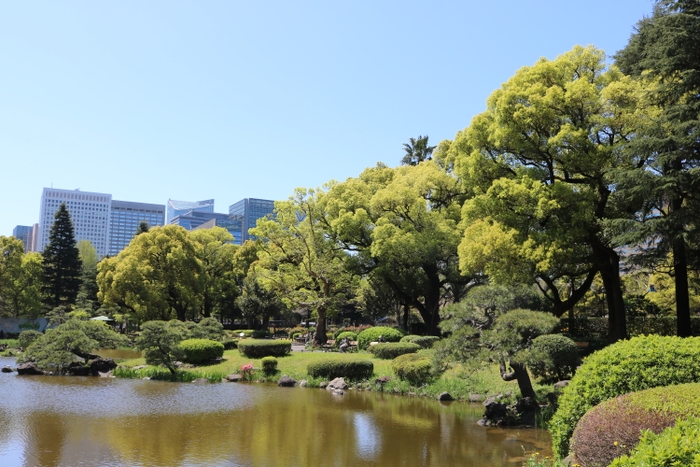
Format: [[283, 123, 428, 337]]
[[0, 357, 551, 467]]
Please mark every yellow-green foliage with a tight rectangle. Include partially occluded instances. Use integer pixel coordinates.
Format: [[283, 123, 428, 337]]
[[392, 351, 435, 385], [178, 338, 224, 364], [368, 342, 421, 359], [237, 339, 291, 358], [357, 327, 403, 350]]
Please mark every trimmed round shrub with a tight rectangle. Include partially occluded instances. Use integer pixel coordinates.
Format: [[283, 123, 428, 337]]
[[18, 330, 42, 349], [252, 330, 270, 339], [357, 326, 403, 350], [368, 342, 421, 359], [392, 351, 435, 386], [288, 327, 306, 339], [335, 331, 357, 342], [524, 334, 579, 383], [238, 339, 292, 358], [306, 360, 374, 380], [549, 335, 700, 459], [400, 335, 441, 349], [571, 383, 700, 467], [261, 356, 278, 373], [608, 417, 700, 467], [193, 317, 225, 341], [178, 338, 225, 364], [222, 339, 238, 350]]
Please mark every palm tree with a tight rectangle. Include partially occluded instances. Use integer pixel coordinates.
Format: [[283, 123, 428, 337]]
[[401, 135, 436, 166]]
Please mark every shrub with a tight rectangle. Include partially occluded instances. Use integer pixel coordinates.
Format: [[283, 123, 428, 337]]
[[357, 326, 403, 350], [193, 317, 226, 341], [400, 335, 441, 349], [608, 417, 700, 467], [261, 356, 278, 373], [549, 335, 700, 459], [178, 339, 225, 364], [18, 330, 42, 349], [335, 331, 357, 342], [306, 360, 374, 380], [392, 351, 436, 386], [222, 339, 238, 350], [524, 334, 579, 383], [235, 330, 256, 338], [368, 342, 421, 359], [252, 330, 270, 339], [570, 383, 700, 467], [238, 339, 292, 358]]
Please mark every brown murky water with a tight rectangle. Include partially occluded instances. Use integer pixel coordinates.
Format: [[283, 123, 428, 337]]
[[0, 357, 551, 467]]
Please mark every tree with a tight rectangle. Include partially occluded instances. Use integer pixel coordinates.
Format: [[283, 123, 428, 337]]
[[135, 320, 190, 375], [0, 236, 43, 317], [42, 203, 82, 309], [401, 135, 436, 166], [76, 239, 99, 312], [614, 0, 700, 337], [236, 273, 286, 328], [135, 221, 150, 236]]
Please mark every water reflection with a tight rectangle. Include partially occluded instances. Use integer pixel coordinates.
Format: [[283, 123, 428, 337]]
[[0, 357, 550, 466]]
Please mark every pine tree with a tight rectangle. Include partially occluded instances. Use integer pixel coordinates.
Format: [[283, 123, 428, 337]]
[[42, 203, 82, 308]]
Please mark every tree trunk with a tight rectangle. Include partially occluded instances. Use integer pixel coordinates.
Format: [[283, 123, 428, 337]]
[[592, 243, 627, 343], [314, 307, 328, 345], [500, 360, 537, 401], [402, 304, 410, 332], [673, 234, 692, 337]]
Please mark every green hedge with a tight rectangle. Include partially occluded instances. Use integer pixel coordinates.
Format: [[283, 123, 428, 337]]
[[368, 342, 421, 359], [357, 327, 403, 350], [571, 383, 700, 467], [261, 356, 278, 373], [178, 339, 224, 364], [392, 351, 435, 386], [238, 339, 292, 358], [549, 335, 700, 459], [336, 331, 357, 342], [306, 360, 374, 380], [400, 335, 440, 348], [524, 334, 579, 383], [222, 339, 238, 350], [608, 417, 700, 467]]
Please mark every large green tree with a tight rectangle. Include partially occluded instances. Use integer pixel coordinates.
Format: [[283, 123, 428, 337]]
[[614, 0, 700, 337], [0, 236, 43, 317], [42, 203, 82, 309]]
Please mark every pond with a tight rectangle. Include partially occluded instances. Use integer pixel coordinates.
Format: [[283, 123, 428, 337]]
[[0, 357, 552, 467]]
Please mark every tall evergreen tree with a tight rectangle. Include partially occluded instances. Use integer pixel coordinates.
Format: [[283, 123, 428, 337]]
[[42, 203, 82, 309], [135, 221, 150, 236]]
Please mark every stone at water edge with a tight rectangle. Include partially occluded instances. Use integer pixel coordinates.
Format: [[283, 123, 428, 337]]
[[16, 362, 45, 375], [225, 374, 241, 382], [326, 377, 348, 391], [1, 366, 14, 373], [278, 375, 297, 387], [192, 378, 209, 384], [438, 392, 454, 401]]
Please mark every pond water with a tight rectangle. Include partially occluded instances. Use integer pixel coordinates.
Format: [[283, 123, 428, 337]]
[[0, 357, 552, 467]]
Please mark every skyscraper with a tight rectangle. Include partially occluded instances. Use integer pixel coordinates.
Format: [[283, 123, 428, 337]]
[[109, 200, 165, 256], [228, 198, 275, 243], [11, 225, 34, 253], [166, 199, 214, 224]]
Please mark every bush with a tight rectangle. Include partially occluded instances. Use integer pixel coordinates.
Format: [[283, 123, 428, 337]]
[[178, 339, 225, 364], [524, 334, 579, 383], [608, 417, 700, 467], [368, 342, 421, 359], [235, 330, 256, 338], [392, 351, 435, 386], [357, 326, 403, 350], [400, 335, 441, 349], [288, 327, 306, 339], [252, 330, 270, 339], [570, 383, 700, 467], [335, 331, 357, 342], [261, 356, 278, 373], [549, 335, 700, 459], [18, 330, 42, 349], [306, 360, 374, 380], [238, 339, 292, 358], [192, 317, 226, 341], [222, 339, 238, 350]]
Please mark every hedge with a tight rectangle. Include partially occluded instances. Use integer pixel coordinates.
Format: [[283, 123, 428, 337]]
[[392, 351, 435, 386], [608, 417, 700, 467], [524, 334, 579, 383], [399, 335, 440, 349], [549, 335, 700, 459], [306, 360, 374, 380], [335, 331, 358, 342], [178, 339, 225, 364], [368, 342, 421, 359], [238, 339, 292, 358], [571, 383, 700, 467], [261, 356, 278, 373], [357, 327, 403, 350]]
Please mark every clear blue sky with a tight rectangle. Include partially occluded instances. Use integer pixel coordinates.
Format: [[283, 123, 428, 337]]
[[0, 1, 654, 237]]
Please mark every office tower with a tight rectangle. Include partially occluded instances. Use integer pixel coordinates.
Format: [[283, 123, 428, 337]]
[[108, 200, 165, 256], [38, 188, 112, 258], [166, 199, 214, 224], [228, 198, 275, 243], [11, 225, 33, 253], [188, 212, 244, 244]]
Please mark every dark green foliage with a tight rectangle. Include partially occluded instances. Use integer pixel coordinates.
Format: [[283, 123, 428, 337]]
[[178, 338, 224, 364], [549, 335, 700, 459], [237, 339, 291, 358], [135, 221, 150, 235], [368, 342, 421, 359], [401, 135, 436, 166], [222, 339, 238, 350], [400, 335, 440, 348], [191, 317, 225, 341], [571, 383, 700, 467], [42, 203, 82, 308], [261, 356, 278, 373], [18, 330, 42, 349], [356, 326, 403, 350], [135, 320, 190, 375], [392, 351, 436, 385], [306, 359, 374, 380], [252, 330, 270, 339], [524, 334, 579, 383], [608, 417, 700, 467]]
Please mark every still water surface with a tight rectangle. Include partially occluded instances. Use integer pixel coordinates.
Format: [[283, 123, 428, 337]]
[[0, 357, 551, 467]]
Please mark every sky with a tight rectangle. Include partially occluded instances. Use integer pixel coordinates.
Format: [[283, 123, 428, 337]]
[[0, 1, 656, 237]]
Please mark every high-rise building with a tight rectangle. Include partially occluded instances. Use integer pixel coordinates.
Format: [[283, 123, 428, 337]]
[[166, 199, 214, 224], [228, 198, 275, 243], [109, 200, 165, 256], [190, 213, 244, 244], [12, 225, 34, 253], [38, 188, 112, 257]]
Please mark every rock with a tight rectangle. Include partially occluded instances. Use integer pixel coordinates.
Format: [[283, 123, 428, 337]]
[[68, 363, 91, 376], [90, 358, 117, 376], [225, 374, 241, 382], [142, 377, 151, 380], [319, 382, 328, 389], [132, 365, 147, 371], [482, 398, 509, 426], [1, 366, 14, 373], [408, 392, 416, 397], [299, 380, 308, 388], [469, 393, 484, 403], [326, 377, 348, 391], [192, 378, 209, 383], [16, 362, 45, 375], [333, 389, 344, 395], [438, 392, 454, 401], [278, 375, 297, 387], [514, 397, 539, 426], [375, 376, 391, 385], [554, 380, 570, 389]]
